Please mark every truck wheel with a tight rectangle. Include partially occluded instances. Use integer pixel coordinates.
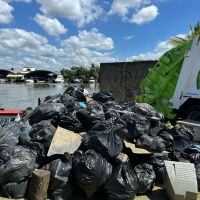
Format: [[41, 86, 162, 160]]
[[182, 105, 200, 121]]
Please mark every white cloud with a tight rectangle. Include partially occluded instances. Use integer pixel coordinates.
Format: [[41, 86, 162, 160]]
[[127, 33, 188, 61], [0, 0, 13, 24], [0, 28, 116, 70], [109, 0, 150, 17], [126, 37, 176, 61], [34, 14, 67, 37], [131, 5, 158, 24], [36, 0, 103, 27], [124, 34, 134, 40], [61, 28, 114, 50]]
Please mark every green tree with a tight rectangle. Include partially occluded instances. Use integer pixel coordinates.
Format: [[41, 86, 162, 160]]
[[61, 64, 100, 82], [88, 64, 100, 80]]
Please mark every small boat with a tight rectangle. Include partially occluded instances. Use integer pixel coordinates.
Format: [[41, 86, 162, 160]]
[[89, 77, 96, 83], [37, 80, 47, 83], [55, 75, 64, 83], [25, 79, 34, 83], [74, 78, 81, 84], [0, 79, 7, 83], [0, 110, 24, 124]]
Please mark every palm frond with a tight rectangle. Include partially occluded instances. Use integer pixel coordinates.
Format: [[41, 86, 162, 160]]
[[168, 36, 186, 46], [169, 21, 200, 47]]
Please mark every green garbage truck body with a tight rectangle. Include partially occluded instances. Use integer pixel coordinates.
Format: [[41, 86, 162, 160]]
[[136, 36, 200, 120]]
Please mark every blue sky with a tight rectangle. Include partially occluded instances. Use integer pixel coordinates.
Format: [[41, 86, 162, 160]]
[[0, 0, 199, 71]]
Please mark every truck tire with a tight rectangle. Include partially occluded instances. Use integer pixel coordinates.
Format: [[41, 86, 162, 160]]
[[182, 105, 200, 121]]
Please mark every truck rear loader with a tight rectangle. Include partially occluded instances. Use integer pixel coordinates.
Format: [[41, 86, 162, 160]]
[[136, 36, 200, 120]]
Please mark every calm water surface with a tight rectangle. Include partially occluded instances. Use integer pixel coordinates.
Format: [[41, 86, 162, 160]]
[[0, 83, 100, 109]]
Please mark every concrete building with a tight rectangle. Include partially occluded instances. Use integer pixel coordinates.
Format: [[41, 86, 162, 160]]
[[100, 61, 157, 102]]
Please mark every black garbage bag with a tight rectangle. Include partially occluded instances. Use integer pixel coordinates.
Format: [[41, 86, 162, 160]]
[[76, 101, 105, 131], [52, 112, 83, 133], [0, 122, 21, 163], [173, 135, 190, 152], [49, 153, 72, 199], [158, 131, 174, 152], [92, 91, 115, 103], [50, 180, 75, 200], [1, 180, 28, 199], [170, 125, 193, 141], [102, 100, 122, 112], [122, 150, 151, 168], [195, 164, 200, 190], [19, 107, 33, 121], [134, 163, 156, 195], [19, 122, 32, 145], [121, 102, 135, 112], [136, 135, 165, 153], [121, 112, 150, 139], [154, 166, 165, 184], [105, 162, 138, 200], [73, 149, 112, 198], [87, 121, 124, 158], [132, 103, 164, 120], [169, 151, 191, 163], [63, 87, 86, 102], [28, 142, 46, 158], [105, 110, 121, 121], [188, 153, 200, 164], [30, 120, 56, 151], [73, 87, 86, 102], [148, 153, 169, 184], [149, 127, 164, 136], [44, 94, 62, 103], [29, 103, 66, 125], [104, 111, 129, 140], [86, 101, 105, 121], [0, 146, 36, 184], [64, 86, 75, 96], [61, 92, 81, 112]]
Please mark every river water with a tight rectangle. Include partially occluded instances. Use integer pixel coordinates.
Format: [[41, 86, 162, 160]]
[[0, 83, 100, 109]]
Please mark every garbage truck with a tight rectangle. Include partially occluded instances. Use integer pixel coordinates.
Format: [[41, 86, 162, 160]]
[[136, 36, 200, 120]]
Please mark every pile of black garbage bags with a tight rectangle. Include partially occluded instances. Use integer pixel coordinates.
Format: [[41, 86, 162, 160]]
[[0, 86, 200, 199]]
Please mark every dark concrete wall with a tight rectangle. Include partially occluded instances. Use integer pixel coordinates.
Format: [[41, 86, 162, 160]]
[[100, 61, 157, 102]]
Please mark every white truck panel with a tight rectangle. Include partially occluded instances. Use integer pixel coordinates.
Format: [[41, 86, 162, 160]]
[[170, 36, 200, 109]]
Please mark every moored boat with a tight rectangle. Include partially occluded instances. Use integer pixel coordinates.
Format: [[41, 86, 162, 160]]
[[55, 75, 64, 83], [0, 109, 24, 124], [89, 77, 96, 83]]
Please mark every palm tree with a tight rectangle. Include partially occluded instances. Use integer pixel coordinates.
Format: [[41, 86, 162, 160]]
[[169, 21, 200, 46]]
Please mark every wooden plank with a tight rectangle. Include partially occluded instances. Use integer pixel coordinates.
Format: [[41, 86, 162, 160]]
[[28, 170, 50, 200], [48, 126, 82, 156]]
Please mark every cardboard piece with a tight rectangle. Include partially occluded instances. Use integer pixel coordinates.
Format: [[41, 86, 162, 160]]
[[124, 141, 152, 154], [48, 126, 82, 156]]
